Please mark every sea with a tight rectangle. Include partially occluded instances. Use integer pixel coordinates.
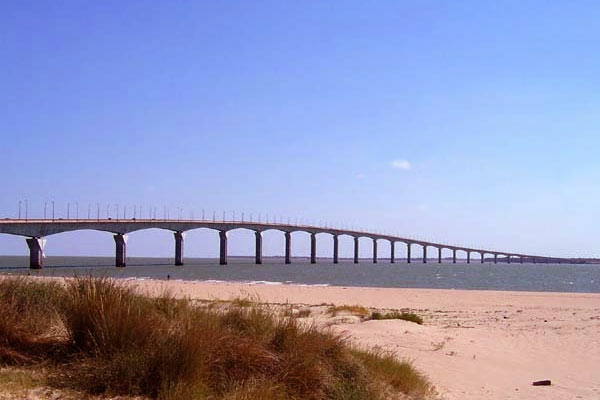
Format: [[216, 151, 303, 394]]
[[1, 256, 599, 293]]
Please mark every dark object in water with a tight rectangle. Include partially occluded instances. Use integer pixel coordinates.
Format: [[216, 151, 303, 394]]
[[532, 380, 551, 386]]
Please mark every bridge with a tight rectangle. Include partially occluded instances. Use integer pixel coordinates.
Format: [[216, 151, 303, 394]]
[[0, 218, 570, 269]]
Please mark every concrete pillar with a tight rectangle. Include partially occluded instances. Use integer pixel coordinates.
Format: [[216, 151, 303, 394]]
[[310, 233, 316, 264], [219, 231, 228, 265], [423, 245, 427, 263], [494, 254, 498, 264], [507, 255, 511, 264], [285, 232, 291, 264], [372, 239, 378, 263], [438, 247, 442, 264], [174, 232, 184, 266], [113, 234, 126, 267], [354, 237, 359, 264], [407, 243, 411, 263], [481, 252, 485, 264], [520, 256, 523, 264], [453, 249, 456, 264], [26, 237, 44, 269], [390, 241, 395, 264], [255, 231, 262, 264], [333, 235, 339, 264], [533, 257, 536, 264], [467, 251, 471, 264]]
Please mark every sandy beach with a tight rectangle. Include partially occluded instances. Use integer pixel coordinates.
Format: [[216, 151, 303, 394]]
[[134, 279, 600, 400]]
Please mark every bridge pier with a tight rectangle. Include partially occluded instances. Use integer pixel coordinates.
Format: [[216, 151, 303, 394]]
[[423, 245, 427, 263], [520, 256, 523, 264], [354, 237, 359, 264], [174, 232, 184, 266], [255, 231, 262, 264], [373, 239, 378, 263], [407, 243, 411, 263], [390, 241, 395, 263], [507, 255, 511, 264], [310, 233, 316, 264], [26, 237, 44, 269], [453, 249, 456, 264], [113, 234, 126, 268], [481, 252, 484, 264], [467, 251, 471, 264], [219, 231, 228, 265], [285, 232, 291, 264], [333, 235, 339, 264], [494, 254, 498, 264], [438, 247, 442, 263]]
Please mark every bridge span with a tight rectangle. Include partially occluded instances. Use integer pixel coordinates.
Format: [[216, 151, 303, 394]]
[[0, 219, 567, 269]]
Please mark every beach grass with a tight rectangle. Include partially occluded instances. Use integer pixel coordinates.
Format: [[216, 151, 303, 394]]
[[370, 311, 424, 325], [327, 304, 371, 317], [0, 276, 434, 399]]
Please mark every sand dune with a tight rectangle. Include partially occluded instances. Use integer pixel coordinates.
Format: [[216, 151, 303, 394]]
[[137, 280, 600, 400]]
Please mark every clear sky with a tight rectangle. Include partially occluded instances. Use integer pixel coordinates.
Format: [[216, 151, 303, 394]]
[[2, 1, 600, 259]]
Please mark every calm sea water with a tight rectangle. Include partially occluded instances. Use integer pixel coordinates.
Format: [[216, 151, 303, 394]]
[[0, 256, 599, 293]]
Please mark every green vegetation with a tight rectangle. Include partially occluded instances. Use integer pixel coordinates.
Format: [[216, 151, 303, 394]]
[[0, 276, 433, 399], [370, 311, 424, 325]]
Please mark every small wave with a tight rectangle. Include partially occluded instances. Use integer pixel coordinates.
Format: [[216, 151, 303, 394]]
[[247, 280, 283, 285], [295, 283, 330, 287]]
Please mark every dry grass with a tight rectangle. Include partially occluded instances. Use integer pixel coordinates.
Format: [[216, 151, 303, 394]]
[[0, 276, 434, 400], [327, 304, 370, 317], [371, 311, 424, 325]]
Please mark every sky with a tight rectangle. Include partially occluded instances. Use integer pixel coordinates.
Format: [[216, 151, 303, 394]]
[[2, 1, 600, 259]]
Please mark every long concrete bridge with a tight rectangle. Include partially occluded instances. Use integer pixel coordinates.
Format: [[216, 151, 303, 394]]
[[0, 218, 568, 269]]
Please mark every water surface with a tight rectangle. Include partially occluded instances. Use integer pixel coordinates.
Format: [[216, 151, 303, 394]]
[[1, 256, 599, 293]]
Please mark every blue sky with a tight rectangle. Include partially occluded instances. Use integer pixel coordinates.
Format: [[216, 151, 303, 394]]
[[2, 1, 600, 259]]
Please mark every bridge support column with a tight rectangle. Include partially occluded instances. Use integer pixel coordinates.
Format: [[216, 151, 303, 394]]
[[407, 243, 411, 263], [520, 256, 523, 264], [533, 257, 536, 264], [453, 249, 456, 264], [174, 232, 184, 266], [285, 232, 291, 264], [494, 254, 498, 264], [438, 247, 442, 263], [333, 235, 339, 264], [26, 237, 44, 269], [481, 253, 485, 264], [354, 237, 359, 264], [219, 231, 228, 265], [507, 255, 511, 264], [310, 233, 316, 264], [113, 234, 126, 268], [255, 231, 262, 265], [423, 245, 427, 263], [467, 251, 471, 264], [372, 239, 378, 263], [390, 241, 395, 263]]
